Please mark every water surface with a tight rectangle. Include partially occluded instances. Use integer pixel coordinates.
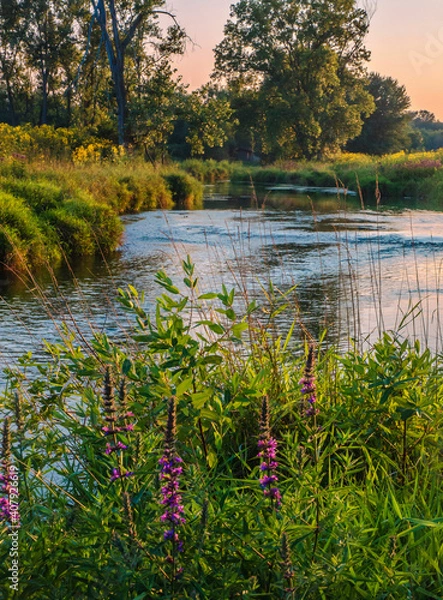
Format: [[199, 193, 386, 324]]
[[1, 182, 442, 378]]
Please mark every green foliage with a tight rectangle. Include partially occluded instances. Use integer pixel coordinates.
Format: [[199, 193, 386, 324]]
[[0, 162, 123, 272], [214, 0, 375, 159], [0, 190, 57, 268], [163, 171, 204, 209], [0, 262, 442, 598], [181, 159, 234, 183], [0, 157, 210, 274], [227, 149, 443, 203], [348, 73, 414, 155], [183, 87, 237, 157], [1, 178, 65, 213]]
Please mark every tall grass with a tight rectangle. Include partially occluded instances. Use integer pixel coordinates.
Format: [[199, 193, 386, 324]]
[[0, 161, 204, 275], [229, 150, 443, 204], [0, 259, 442, 599]]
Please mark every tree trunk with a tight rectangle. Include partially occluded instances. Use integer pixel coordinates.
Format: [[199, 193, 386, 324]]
[[5, 77, 17, 126], [112, 57, 126, 146], [40, 69, 49, 125], [96, 0, 127, 146]]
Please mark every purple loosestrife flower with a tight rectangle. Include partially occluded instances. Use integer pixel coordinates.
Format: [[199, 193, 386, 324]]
[[101, 370, 134, 482], [0, 419, 12, 522], [105, 441, 128, 455], [299, 345, 318, 417], [258, 396, 282, 508], [110, 468, 133, 482], [159, 398, 185, 553]]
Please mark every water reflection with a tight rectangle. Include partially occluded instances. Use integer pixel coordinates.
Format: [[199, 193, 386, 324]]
[[1, 182, 443, 380]]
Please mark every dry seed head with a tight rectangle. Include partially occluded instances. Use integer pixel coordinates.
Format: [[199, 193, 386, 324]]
[[119, 378, 127, 411], [281, 532, 293, 581], [123, 491, 136, 537], [304, 344, 315, 379], [103, 368, 117, 423], [165, 397, 177, 454], [2, 418, 11, 461], [14, 391, 23, 433], [259, 396, 270, 443]]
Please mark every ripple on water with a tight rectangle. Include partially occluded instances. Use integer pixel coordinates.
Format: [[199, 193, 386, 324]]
[[2, 186, 443, 383]]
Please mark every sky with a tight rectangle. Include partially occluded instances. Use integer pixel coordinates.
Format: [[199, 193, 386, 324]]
[[170, 0, 443, 119]]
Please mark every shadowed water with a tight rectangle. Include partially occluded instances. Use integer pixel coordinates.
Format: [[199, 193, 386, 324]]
[[1, 182, 443, 380]]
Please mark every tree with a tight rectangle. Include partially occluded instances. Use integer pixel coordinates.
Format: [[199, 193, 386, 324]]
[[90, 0, 185, 145], [347, 73, 412, 154], [183, 87, 237, 157], [130, 63, 184, 162], [0, 0, 26, 125], [24, 0, 78, 125], [213, 0, 374, 160]]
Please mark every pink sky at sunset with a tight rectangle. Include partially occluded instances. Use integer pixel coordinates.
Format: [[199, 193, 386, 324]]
[[170, 0, 443, 119]]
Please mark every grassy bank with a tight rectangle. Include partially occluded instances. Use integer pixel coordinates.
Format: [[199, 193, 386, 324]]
[[2, 122, 443, 276], [0, 263, 442, 599], [182, 151, 443, 204], [0, 160, 203, 274]]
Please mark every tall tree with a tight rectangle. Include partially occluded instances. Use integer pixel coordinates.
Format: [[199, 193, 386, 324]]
[[348, 73, 412, 154], [24, 0, 77, 125], [0, 0, 25, 124], [214, 0, 374, 160], [90, 0, 185, 145]]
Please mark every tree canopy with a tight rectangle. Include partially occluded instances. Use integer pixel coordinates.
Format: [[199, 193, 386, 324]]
[[347, 73, 413, 155], [0, 0, 440, 160], [213, 0, 375, 159]]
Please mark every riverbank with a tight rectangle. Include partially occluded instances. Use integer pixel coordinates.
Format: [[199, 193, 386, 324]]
[[0, 160, 203, 273], [0, 265, 442, 598], [182, 151, 443, 203], [3, 141, 443, 276]]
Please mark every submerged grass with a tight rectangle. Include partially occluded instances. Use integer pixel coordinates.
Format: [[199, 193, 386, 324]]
[[0, 259, 442, 599]]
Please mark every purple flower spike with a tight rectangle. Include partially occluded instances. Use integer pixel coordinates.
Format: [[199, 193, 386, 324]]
[[299, 345, 319, 417], [110, 468, 121, 482], [159, 398, 185, 555], [101, 372, 135, 483], [257, 397, 282, 508]]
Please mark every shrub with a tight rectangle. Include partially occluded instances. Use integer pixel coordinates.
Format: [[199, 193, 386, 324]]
[[0, 191, 51, 268], [60, 196, 123, 253], [116, 173, 173, 212], [1, 265, 442, 598], [44, 208, 96, 256], [0, 179, 65, 213], [181, 159, 233, 183], [163, 171, 204, 209]]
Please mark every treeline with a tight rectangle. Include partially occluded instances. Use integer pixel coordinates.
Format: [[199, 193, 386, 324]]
[[0, 0, 441, 162], [0, 0, 235, 160]]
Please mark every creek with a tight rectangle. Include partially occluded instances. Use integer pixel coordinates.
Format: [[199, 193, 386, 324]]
[[1, 181, 443, 379]]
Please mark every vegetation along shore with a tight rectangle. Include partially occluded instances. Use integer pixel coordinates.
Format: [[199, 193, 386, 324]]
[[0, 264, 442, 598], [2, 125, 443, 276]]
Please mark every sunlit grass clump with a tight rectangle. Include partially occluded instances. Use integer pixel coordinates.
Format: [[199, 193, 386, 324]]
[[0, 260, 442, 599], [0, 160, 204, 274]]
